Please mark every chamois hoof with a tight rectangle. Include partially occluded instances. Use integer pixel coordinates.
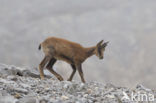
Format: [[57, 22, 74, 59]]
[[40, 76, 45, 80], [82, 80, 86, 83], [67, 78, 72, 81], [58, 77, 64, 81]]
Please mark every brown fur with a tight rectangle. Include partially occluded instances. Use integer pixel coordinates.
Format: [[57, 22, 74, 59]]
[[38, 37, 108, 83]]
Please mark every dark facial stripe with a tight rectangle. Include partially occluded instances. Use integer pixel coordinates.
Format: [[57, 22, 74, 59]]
[[98, 47, 102, 56]]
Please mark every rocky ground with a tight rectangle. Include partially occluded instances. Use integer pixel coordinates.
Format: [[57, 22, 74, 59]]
[[0, 63, 155, 103]]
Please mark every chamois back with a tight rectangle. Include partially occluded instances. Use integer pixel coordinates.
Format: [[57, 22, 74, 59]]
[[41, 37, 87, 64]]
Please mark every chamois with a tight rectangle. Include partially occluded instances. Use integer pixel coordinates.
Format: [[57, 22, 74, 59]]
[[38, 37, 108, 83]]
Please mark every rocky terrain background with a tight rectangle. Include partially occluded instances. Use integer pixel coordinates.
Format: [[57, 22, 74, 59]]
[[0, 0, 156, 89], [0, 64, 155, 103]]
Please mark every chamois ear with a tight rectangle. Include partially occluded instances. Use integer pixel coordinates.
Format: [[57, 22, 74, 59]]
[[101, 41, 109, 48], [97, 40, 104, 47]]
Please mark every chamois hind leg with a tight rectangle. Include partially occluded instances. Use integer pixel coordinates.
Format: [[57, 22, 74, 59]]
[[67, 64, 76, 81], [46, 58, 64, 81], [76, 64, 86, 83], [39, 56, 51, 80]]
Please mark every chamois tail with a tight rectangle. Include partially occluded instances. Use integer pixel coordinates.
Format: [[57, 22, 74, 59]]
[[38, 44, 41, 50]]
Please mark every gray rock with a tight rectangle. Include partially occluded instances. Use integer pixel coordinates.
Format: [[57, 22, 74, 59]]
[[7, 75, 18, 81], [0, 96, 18, 103], [0, 64, 155, 103], [18, 97, 36, 103], [0, 90, 10, 96], [136, 84, 152, 92], [12, 88, 28, 94]]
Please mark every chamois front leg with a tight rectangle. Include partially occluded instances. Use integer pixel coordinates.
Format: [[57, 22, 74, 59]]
[[67, 64, 76, 81], [46, 58, 63, 81], [76, 64, 86, 83], [39, 56, 51, 80]]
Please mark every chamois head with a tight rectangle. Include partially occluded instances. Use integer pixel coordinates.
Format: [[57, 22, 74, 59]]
[[95, 40, 109, 59]]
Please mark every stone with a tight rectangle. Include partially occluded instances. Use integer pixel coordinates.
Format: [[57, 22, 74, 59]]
[[18, 97, 36, 103], [7, 76, 18, 81], [13, 88, 28, 94], [0, 64, 155, 103], [0, 96, 18, 103], [61, 95, 69, 100]]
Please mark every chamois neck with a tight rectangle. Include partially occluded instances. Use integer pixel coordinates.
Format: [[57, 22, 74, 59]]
[[85, 46, 96, 58]]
